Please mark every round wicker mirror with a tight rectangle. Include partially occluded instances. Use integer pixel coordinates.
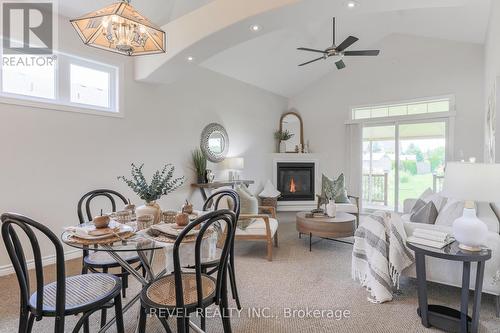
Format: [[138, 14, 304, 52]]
[[200, 123, 229, 162]]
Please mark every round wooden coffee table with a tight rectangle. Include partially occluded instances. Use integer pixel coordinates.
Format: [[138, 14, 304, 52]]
[[296, 211, 356, 251]]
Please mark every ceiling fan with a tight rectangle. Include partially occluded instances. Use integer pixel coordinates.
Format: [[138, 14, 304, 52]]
[[297, 17, 380, 69]]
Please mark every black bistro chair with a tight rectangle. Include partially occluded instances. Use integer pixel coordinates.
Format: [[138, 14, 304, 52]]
[[138, 209, 236, 333], [77, 189, 144, 296], [201, 190, 241, 313], [1, 213, 124, 333], [77, 189, 144, 326]]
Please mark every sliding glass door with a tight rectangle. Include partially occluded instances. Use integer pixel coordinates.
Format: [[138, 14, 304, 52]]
[[362, 125, 396, 211], [362, 120, 447, 212]]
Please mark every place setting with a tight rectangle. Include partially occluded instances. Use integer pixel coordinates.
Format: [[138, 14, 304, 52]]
[[62, 211, 136, 246]]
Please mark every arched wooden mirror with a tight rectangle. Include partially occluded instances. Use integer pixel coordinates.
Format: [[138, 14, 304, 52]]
[[280, 111, 304, 153]]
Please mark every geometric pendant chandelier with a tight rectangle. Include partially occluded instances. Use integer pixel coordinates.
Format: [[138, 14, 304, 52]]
[[70, 0, 166, 56]]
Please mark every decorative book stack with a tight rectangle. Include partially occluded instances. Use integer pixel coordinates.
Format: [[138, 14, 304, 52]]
[[407, 228, 455, 249]]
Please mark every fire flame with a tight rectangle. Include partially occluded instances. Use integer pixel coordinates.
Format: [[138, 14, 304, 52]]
[[289, 178, 297, 193]]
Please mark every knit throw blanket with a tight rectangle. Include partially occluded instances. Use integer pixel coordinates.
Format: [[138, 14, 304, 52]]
[[352, 211, 414, 303]]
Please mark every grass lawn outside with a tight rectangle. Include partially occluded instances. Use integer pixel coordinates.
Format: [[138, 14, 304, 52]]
[[364, 172, 434, 212]]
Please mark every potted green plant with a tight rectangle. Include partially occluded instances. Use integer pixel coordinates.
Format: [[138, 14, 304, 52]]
[[118, 163, 184, 223], [192, 148, 207, 183], [274, 129, 294, 153]]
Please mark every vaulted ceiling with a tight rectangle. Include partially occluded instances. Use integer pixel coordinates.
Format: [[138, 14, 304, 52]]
[[59, 0, 491, 98]]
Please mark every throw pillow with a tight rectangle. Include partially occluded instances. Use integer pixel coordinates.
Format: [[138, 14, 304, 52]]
[[418, 188, 434, 201], [425, 193, 448, 212], [235, 185, 258, 229], [410, 201, 438, 224], [410, 199, 426, 214], [321, 173, 350, 204], [416, 188, 447, 212], [435, 199, 465, 227]]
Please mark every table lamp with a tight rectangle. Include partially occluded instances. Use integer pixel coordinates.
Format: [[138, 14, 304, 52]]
[[441, 162, 500, 251], [223, 157, 244, 181]]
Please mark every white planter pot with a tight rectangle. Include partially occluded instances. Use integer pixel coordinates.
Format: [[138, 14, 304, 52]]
[[279, 141, 286, 153], [136, 201, 161, 224]]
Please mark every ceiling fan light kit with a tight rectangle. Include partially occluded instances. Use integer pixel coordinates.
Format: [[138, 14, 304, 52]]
[[70, 0, 166, 56], [297, 17, 380, 69]]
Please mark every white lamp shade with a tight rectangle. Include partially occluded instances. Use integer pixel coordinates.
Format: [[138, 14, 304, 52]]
[[223, 157, 244, 170], [441, 162, 500, 202]]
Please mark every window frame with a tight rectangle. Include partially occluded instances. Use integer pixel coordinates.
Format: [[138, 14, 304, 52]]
[[0, 50, 122, 118], [349, 95, 455, 123]]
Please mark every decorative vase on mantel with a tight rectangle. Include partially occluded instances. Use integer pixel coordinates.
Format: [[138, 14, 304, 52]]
[[279, 141, 287, 153], [136, 201, 161, 224]]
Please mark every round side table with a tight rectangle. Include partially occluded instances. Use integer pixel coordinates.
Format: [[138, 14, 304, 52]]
[[407, 241, 491, 333]]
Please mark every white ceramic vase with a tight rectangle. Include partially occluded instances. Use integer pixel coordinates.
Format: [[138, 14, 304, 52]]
[[136, 201, 161, 224], [452, 207, 488, 251], [326, 201, 337, 218], [279, 141, 286, 153]]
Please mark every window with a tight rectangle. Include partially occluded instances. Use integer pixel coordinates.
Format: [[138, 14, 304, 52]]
[[352, 97, 451, 120], [70, 64, 110, 108], [2, 55, 56, 99], [0, 52, 120, 115]]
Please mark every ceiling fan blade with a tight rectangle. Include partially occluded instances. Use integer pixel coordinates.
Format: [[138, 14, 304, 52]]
[[344, 50, 380, 56], [297, 47, 327, 54], [335, 59, 346, 70], [298, 56, 324, 66], [336, 36, 359, 52], [332, 17, 336, 46]]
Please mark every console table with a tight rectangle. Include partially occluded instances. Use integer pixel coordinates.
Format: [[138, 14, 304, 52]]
[[191, 180, 254, 201], [407, 241, 491, 333]]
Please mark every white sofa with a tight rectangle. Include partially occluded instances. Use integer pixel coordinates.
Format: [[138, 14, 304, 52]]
[[401, 199, 500, 317]]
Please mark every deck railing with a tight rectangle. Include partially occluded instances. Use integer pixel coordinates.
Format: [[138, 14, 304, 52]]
[[363, 172, 389, 206], [433, 174, 444, 193]]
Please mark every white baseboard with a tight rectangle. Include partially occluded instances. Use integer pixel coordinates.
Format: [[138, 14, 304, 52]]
[[0, 249, 82, 277]]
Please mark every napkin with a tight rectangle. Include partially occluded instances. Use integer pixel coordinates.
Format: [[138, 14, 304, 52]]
[[64, 226, 91, 237]]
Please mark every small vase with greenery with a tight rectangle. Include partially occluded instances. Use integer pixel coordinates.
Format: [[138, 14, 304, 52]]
[[274, 130, 294, 153], [192, 148, 207, 183], [118, 163, 184, 223]]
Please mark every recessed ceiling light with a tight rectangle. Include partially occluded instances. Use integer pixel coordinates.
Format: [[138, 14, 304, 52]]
[[346, 1, 358, 8], [250, 24, 261, 32], [187, 56, 194, 62]]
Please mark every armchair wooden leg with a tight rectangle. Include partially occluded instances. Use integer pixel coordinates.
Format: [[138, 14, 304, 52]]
[[274, 231, 279, 247], [267, 239, 273, 261]]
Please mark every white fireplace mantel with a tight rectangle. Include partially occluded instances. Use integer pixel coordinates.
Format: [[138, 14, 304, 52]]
[[271, 153, 322, 211]]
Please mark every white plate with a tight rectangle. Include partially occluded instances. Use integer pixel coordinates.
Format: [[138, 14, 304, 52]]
[[150, 223, 199, 237], [66, 221, 134, 240]]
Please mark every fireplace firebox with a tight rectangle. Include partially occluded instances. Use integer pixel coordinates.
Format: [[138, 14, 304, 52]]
[[277, 162, 315, 201]]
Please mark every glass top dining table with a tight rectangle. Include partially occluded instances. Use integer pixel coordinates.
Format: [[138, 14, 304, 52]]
[[61, 222, 165, 252], [60, 220, 214, 333], [61, 222, 178, 332]]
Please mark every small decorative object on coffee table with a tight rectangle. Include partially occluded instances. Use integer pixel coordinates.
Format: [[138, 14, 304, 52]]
[[296, 211, 355, 251], [407, 241, 491, 333]]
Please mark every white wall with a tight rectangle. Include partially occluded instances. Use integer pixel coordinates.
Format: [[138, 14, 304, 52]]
[[288, 34, 485, 194], [484, 0, 500, 162], [0, 18, 287, 270]]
